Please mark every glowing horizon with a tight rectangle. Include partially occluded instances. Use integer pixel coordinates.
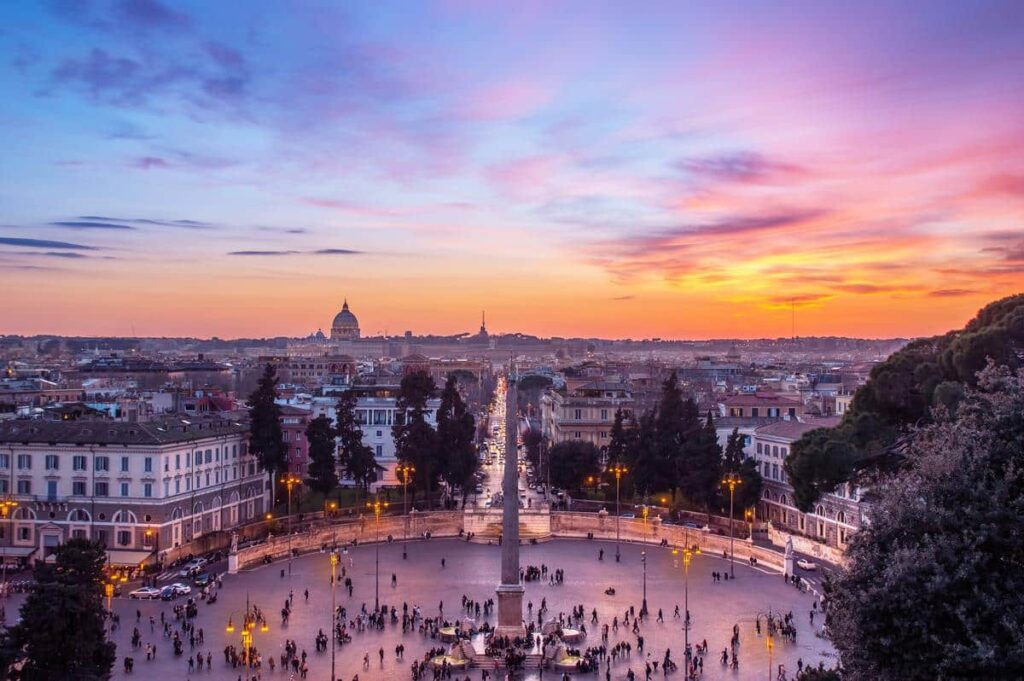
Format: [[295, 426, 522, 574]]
[[1, 1, 1022, 340]]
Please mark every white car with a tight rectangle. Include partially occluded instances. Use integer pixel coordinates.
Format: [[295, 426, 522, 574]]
[[129, 587, 161, 600], [170, 582, 192, 595], [796, 559, 818, 571]]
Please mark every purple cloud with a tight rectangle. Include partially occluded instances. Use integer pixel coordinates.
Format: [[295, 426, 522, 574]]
[[676, 152, 804, 184], [0, 237, 97, 250], [51, 220, 136, 230], [114, 0, 191, 32]]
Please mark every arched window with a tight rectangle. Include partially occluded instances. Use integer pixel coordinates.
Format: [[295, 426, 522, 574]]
[[780, 495, 788, 507], [763, 489, 771, 499], [14, 507, 36, 520], [815, 504, 825, 517], [192, 501, 204, 515], [171, 507, 184, 521], [68, 509, 91, 522], [837, 511, 846, 524], [113, 510, 137, 524]]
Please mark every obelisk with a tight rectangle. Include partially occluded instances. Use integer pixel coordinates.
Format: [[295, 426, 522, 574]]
[[494, 368, 526, 637]]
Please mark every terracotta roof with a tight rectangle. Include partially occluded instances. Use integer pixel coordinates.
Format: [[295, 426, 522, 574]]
[[721, 392, 802, 407]]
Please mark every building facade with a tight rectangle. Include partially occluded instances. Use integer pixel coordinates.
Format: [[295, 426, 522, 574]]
[[0, 416, 267, 568], [540, 382, 634, 454], [720, 391, 804, 419], [307, 385, 441, 489], [752, 417, 864, 552]]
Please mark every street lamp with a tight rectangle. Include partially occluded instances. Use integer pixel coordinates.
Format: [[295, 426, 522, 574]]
[[672, 545, 700, 662], [366, 497, 389, 611], [226, 593, 268, 671], [640, 551, 648, 617], [283, 474, 302, 575], [610, 464, 628, 562], [1, 498, 18, 623], [745, 508, 754, 542], [756, 610, 776, 681], [330, 551, 339, 681], [397, 463, 415, 560], [721, 473, 742, 578], [641, 504, 650, 544]]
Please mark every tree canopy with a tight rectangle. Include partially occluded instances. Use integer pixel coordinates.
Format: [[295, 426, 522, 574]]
[[825, 363, 1024, 680], [786, 294, 1024, 510], [548, 440, 601, 490], [436, 375, 479, 502], [0, 539, 116, 680], [393, 370, 440, 495], [334, 391, 379, 492], [247, 363, 286, 483], [304, 414, 339, 494]]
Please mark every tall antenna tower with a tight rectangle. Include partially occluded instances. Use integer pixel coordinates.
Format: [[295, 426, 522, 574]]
[[791, 298, 796, 340]]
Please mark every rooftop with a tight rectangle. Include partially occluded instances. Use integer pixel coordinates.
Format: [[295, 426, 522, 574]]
[[754, 416, 841, 441], [0, 415, 248, 446]]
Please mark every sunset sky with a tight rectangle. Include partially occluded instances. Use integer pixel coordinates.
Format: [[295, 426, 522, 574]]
[[2, 1, 1023, 339]]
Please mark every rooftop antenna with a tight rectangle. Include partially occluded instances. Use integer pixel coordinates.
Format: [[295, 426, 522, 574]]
[[791, 298, 796, 340]]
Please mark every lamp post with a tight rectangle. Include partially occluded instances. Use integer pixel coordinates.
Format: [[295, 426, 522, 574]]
[[756, 610, 775, 681], [610, 464, 628, 562], [640, 550, 648, 617], [0, 498, 18, 623], [283, 474, 302, 576], [330, 551, 339, 681], [397, 463, 415, 560], [226, 593, 268, 671], [721, 473, 741, 578], [745, 508, 754, 542], [673, 545, 700, 662], [366, 497, 389, 611], [641, 504, 650, 544]]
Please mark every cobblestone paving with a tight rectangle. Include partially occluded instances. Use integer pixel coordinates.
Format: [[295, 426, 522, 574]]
[[10, 538, 835, 680]]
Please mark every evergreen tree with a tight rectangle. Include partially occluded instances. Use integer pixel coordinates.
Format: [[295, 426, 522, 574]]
[[606, 407, 635, 466], [304, 414, 338, 495], [679, 411, 723, 514], [0, 539, 116, 680], [626, 409, 661, 495], [392, 370, 439, 502], [826, 364, 1024, 680], [334, 391, 379, 494], [548, 441, 602, 490], [436, 375, 479, 505], [722, 427, 763, 510], [247, 363, 286, 492]]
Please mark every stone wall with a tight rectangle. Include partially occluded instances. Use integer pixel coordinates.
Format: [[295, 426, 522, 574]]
[[769, 524, 848, 567], [226, 510, 789, 574]]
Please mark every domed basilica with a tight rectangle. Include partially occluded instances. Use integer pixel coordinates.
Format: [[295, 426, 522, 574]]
[[330, 299, 360, 340]]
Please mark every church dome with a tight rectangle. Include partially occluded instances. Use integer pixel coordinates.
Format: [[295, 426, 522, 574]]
[[330, 300, 360, 340]]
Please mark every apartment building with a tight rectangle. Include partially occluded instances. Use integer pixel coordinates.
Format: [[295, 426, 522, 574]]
[[540, 381, 634, 453], [0, 416, 266, 568]]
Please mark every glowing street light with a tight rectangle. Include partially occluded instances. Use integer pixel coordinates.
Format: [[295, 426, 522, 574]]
[[721, 473, 742, 578], [610, 464, 628, 562]]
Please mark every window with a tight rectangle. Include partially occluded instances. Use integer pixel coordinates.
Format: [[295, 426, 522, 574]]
[[600, 409, 608, 420], [283, 431, 290, 442], [94, 482, 109, 496], [46, 480, 58, 500], [205, 449, 212, 463], [233, 444, 238, 458], [194, 452, 202, 466], [120, 456, 129, 472], [17, 454, 31, 470], [144, 482, 152, 498], [117, 530, 132, 547], [95, 456, 109, 472], [599, 431, 607, 439], [144, 457, 153, 473], [0, 453, 9, 469], [17, 480, 31, 494], [574, 431, 581, 438], [0, 479, 7, 493], [73, 481, 86, 496], [574, 409, 582, 420], [175, 454, 180, 470], [120, 482, 129, 497], [45, 454, 59, 470], [768, 407, 779, 418], [751, 407, 759, 417], [788, 408, 797, 418], [73, 455, 87, 471], [18, 526, 30, 541], [376, 430, 383, 437], [164, 480, 170, 496], [375, 445, 383, 457], [756, 443, 762, 454], [174, 479, 180, 494]]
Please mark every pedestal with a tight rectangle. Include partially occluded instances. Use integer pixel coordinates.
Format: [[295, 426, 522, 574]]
[[228, 552, 239, 574], [494, 583, 526, 638]]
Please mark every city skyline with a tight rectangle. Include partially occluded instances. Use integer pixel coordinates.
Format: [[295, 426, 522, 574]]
[[2, 1, 1023, 339]]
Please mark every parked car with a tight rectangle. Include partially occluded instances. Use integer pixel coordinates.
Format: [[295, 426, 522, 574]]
[[621, 512, 636, 519], [796, 559, 818, 571], [159, 585, 178, 601], [193, 572, 211, 587], [129, 587, 161, 600], [170, 582, 192, 596]]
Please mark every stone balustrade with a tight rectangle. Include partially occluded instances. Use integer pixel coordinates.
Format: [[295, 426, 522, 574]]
[[229, 509, 787, 574]]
